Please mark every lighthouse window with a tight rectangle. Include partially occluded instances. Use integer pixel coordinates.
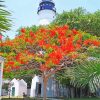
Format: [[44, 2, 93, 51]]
[[42, 7, 44, 9], [50, 4, 52, 7]]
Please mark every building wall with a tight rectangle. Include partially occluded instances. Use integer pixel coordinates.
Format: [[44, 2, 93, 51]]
[[41, 77, 56, 97], [10, 79, 27, 97], [30, 75, 42, 97], [18, 80, 27, 96], [1, 89, 8, 96], [27, 89, 31, 96], [10, 79, 19, 97]]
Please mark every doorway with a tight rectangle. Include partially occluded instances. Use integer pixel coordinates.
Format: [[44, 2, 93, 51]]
[[36, 82, 41, 96], [12, 87, 15, 96]]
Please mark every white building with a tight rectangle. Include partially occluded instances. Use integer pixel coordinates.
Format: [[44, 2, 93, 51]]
[[30, 75, 57, 97], [10, 78, 27, 97], [30, 75, 42, 97]]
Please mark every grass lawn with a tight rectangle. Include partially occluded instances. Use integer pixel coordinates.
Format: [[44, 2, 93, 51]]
[[1, 98, 100, 100], [65, 99, 100, 100]]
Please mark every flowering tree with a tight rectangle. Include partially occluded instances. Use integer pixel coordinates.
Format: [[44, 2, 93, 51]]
[[0, 25, 100, 100]]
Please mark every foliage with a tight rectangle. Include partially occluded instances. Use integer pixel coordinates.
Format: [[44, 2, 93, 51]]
[[52, 7, 100, 36], [2, 83, 9, 91], [71, 60, 100, 93], [52, 8, 100, 86], [56, 67, 74, 85], [87, 47, 100, 58], [0, 24, 99, 78], [0, 24, 100, 100], [16, 25, 40, 36], [0, 0, 11, 33]]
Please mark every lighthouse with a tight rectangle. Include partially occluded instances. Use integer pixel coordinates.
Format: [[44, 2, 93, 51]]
[[37, 0, 56, 25]]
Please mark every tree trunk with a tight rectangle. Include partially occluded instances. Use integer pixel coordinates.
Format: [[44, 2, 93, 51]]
[[43, 77, 48, 100]]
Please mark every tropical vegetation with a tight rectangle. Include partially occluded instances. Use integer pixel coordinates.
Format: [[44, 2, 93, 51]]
[[0, 2, 100, 99], [0, 24, 100, 100], [52, 7, 100, 36], [0, 0, 11, 39]]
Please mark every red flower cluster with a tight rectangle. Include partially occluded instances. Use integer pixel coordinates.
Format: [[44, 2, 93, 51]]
[[7, 61, 14, 65], [48, 51, 63, 65], [21, 28, 26, 33], [1, 24, 100, 74], [72, 29, 78, 35], [84, 39, 100, 46]]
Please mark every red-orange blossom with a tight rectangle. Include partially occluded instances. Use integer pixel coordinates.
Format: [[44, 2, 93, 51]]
[[0, 25, 100, 73]]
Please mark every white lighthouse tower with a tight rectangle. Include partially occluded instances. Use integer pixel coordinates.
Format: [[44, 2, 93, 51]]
[[37, 0, 56, 25]]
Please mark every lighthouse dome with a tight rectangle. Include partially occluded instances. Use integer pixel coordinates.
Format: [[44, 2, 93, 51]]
[[37, 0, 56, 14]]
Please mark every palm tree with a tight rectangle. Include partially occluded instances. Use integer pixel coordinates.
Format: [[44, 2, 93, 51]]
[[71, 60, 100, 94], [0, 0, 11, 33]]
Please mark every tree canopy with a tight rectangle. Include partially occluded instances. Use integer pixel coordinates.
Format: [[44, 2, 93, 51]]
[[52, 7, 100, 36], [0, 25, 99, 78], [0, 24, 100, 100]]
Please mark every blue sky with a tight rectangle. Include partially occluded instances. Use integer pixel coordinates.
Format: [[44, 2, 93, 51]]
[[4, 0, 100, 38]]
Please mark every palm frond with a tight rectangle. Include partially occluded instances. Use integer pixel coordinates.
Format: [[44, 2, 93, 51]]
[[71, 61, 100, 92], [0, 0, 11, 33]]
